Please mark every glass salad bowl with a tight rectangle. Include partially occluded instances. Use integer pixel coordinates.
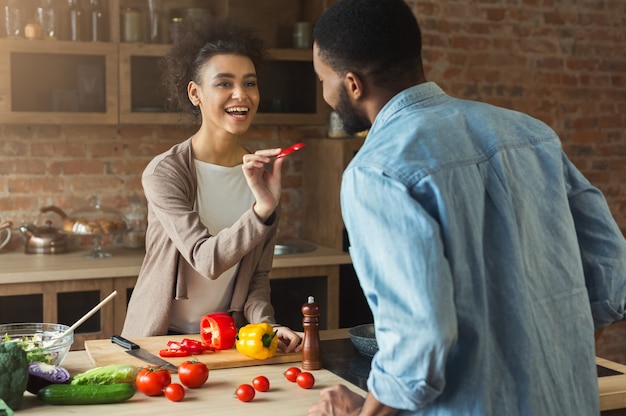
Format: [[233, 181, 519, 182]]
[[0, 323, 73, 366]]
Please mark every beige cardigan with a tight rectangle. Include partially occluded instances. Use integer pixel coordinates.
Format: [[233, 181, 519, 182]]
[[122, 138, 279, 337]]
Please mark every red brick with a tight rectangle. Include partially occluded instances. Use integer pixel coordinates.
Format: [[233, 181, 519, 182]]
[[7, 176, 65, 194], [0, 141, 28, 157]]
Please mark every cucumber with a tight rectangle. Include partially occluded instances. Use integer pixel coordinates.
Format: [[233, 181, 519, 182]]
[[37, 383, 136, 405]]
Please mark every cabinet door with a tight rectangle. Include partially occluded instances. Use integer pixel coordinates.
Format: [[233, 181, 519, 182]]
[[254, 48, 328, 125], [0, 39, 118, 124], [118, 43, 182, 124], [53, 279, 115, 350]]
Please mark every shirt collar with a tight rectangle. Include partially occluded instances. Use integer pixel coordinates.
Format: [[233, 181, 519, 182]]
[[374, 81, 446, 127]]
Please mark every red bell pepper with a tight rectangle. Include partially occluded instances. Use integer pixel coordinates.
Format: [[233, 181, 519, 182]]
[[200, 312, 237, 350]]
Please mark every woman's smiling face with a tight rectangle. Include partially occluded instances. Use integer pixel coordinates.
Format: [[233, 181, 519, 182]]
[[189, 53, 260, 135]]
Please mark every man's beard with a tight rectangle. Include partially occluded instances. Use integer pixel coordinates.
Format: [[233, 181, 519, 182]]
[[334, 85, 371, 135]]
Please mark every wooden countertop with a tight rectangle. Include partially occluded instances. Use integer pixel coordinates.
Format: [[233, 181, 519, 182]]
[[597, 357, 626, 412], [0, 240, 351, 285], [11, 328, 626, 413], [18, 329, 362, 415]]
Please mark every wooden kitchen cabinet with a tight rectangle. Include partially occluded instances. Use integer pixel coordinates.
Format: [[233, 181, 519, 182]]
[[0, 0, 331, 125], [119, 44, 326, 125], [0, 39, 118, 124]]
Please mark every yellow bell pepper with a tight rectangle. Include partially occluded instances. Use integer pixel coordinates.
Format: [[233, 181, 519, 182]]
[[235, 323, 278, 360]]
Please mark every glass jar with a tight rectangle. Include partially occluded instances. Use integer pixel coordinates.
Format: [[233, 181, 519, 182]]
[[35, 0, 57, 40], [87, 0, 105, 42], [4, 0, 23, 38], [120, 7, 143, 43], [67, 0, 82, 41], [169, 16, 182, 44], [122, 196, 147, 249], [328, 111, 348, 138]]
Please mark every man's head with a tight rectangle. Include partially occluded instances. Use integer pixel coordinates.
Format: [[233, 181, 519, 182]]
[[313, 0, 425, 133]]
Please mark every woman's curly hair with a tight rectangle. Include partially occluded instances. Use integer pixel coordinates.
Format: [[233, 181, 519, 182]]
[[161, 15, 266, 124]]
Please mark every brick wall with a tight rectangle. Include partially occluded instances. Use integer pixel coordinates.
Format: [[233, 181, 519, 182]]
[[0, 123, 325, 250], [409, 0, 625, 234], [0, 0, 624, 252]]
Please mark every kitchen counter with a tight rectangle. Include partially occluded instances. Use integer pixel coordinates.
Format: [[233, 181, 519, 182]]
[[13, 328, 626, 414], [17, 329, 365, 415], [0, 241, 351, 284]]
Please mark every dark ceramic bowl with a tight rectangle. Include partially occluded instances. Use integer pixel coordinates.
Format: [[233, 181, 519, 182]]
[[348, 323, 378, 358]]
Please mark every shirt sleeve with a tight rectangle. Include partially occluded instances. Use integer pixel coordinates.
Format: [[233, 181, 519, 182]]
[[564, 155, 626, 327], [341, 165, 457, 411]]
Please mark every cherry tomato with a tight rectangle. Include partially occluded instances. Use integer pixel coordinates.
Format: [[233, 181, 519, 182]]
[[178, 360, 209, 388], [252, 375, 270, 392], [296, 372, 315, 389], [235, 383, 255, 402], [136, 366, 172, 396], [284, 366, 301, 382], [164, 383, 185, 402]]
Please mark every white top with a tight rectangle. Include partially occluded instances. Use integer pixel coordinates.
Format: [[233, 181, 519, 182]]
[[169, 160, 255, 333]]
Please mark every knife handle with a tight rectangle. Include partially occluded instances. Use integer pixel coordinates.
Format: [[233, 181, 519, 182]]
[[111, 335, 140, 350]]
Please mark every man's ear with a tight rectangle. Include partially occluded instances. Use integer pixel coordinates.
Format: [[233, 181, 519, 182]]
[[344, 71, 364, 100]]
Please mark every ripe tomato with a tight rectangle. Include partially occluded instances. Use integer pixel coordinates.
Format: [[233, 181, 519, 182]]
[[178, 360, 209, 388], [235, 383, 255, 402], [136, 366, 172, 396], [164, 383, 185, 402], [296, 371, 315, 389], [252, 375, 270, 392], [284, 366, 301, 382]]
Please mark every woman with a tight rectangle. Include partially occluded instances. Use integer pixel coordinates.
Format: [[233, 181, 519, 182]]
[[122, 16, 301, 353]]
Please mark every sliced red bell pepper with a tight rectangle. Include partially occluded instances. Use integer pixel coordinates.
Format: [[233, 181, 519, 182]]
[[167, 340, 185, 350], [181, 338, 212, 354], [159, 348, 190, 358], [200, 312, 237, 350], [165, 338, 213, 355]]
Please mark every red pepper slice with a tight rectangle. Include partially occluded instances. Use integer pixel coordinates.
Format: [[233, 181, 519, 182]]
[[159, 348, 190, 358], [200, 312, 237, 350], [181, 338, 209, 354], [167, 341, 185, 350]]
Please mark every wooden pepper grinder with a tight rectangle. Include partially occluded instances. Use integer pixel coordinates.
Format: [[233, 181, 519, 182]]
[[302, 295, 322, 370]]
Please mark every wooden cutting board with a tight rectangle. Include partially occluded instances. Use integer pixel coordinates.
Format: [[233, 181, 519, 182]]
[[85, 334, 302, 370]]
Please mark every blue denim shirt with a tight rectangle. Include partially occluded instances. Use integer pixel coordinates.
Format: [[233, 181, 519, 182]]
[[341, 82, 626, 415]]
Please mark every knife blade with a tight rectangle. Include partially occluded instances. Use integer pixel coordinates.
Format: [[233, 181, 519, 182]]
[[111, 335, 178, 372]]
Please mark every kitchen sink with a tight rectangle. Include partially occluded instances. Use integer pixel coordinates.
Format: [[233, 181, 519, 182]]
[[274, 240, 317, 256]]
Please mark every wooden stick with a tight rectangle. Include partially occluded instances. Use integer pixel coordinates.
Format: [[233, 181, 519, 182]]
[[54, 290, 118, 343]]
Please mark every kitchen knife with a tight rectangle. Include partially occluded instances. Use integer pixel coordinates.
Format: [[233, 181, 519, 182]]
[[111, 335, 178, 372]]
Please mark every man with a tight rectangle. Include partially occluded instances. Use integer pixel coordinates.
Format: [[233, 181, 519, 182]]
[[308, 0, 626, 415]]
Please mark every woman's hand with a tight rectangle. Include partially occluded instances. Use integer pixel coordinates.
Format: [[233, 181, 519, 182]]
[[274, 326, 303, 353], [242, 148, 284, 221]]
